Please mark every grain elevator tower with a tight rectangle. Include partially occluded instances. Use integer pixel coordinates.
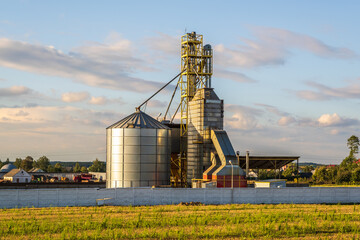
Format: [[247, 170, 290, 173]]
[[177, 32, 213, 186]]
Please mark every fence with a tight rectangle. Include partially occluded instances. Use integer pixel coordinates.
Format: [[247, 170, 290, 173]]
[[1, 187, 360, 208]]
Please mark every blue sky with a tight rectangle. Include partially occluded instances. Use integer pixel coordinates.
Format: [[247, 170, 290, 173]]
[[0, 1, 360, 164]]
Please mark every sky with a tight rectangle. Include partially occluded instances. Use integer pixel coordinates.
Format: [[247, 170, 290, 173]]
[[0, 1, 360, 164]]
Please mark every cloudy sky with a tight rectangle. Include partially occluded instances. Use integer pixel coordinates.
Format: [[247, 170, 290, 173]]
[[1, 1, 359, 164]]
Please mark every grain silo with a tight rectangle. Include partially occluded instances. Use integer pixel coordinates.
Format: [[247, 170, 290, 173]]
[[106, 110, 171, 188]]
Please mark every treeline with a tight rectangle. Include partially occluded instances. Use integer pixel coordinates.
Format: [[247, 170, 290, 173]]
[[312, 135, 360, 184], [257, 164, 314, 181], [257, 135, 360, 184], [0, 156, 106, 173]]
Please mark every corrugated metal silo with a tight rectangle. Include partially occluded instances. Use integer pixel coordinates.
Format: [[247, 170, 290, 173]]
[[106, 110, 171, 188]]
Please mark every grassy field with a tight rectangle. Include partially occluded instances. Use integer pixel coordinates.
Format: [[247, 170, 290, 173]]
[[310, 184, 360, 187], [1, 204, 360, 239]]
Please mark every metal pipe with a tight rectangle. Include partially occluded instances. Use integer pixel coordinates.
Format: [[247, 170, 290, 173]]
[[170, 102, 181, 123], [136, 69, 185, 111], [297, 158, 299, 186], [246, 151, 250, 178], [236, 151, 240, 166], [163, 82, 179, 120], [229, 160, 233, 189]]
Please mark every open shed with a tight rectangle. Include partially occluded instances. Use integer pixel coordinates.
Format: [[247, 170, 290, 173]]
[[238, 155, 300, 178], [238, 156, 300, 169]]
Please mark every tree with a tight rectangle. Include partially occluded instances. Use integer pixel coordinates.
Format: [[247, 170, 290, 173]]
[[88, 159, 106, 172], [54, 163, 63, 173], [47, 165, 55, 172], [33, 156, 50, 172], [20, 156, 34, 171], [282, 164, 297, 180], [347, 135, 359, 157], [302, 165, 314, 173], [14, 158, 22, 168], [325, 167, 338, 182], [73, 162, 81, 173], [312, 166, 327, 183], [257, 169, 276, 180], [80, 166, 88, 173], [340, 156, 357, 170], [335, 170, 352, 184], [352, 168, 360, 182]]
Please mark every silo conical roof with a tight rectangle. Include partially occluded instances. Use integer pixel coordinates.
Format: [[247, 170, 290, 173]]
[[107, 110, 170, 129], [0, 163, 17, 173]]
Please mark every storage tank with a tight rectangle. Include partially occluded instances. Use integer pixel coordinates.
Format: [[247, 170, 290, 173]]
[[106, 110, 171, 188]]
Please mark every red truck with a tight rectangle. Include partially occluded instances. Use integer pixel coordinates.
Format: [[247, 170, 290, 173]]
[[73, 173, 96, 182]]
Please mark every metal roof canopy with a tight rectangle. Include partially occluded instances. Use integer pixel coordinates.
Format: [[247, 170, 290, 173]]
[[238, 156, 300, 169]]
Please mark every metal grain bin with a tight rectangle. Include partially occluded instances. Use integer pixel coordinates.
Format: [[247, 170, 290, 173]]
[[106, 110, 171, 188]]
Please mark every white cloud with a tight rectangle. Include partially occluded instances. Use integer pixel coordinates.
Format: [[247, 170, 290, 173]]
[[146, 32, 179, 57], [296, 90, 328, 101], [146, 100, 167, 108], [256, 103, 289, 117], [252, 26, 356, 59], [14, 110, 29, 117], [0, 37, 163, 92], [73, 32, 139, 66], [0, 105, 122, 161], [318, 113, 342, 127], [214, 41, 285, 68], [0, 105, 118, 127], [317, 113, 359, 127], [89, 96, 107, 105], [214, 69, 256, 83], [214, 26, 357, 69], [330, 129, 339, 135], [274, 112, 359, 128], [61, 92, 90, 103], [0, 85, 31, 97], [225, 104, 263, 130], [296, 81, 360, 101], [278, 116, 296, 126]]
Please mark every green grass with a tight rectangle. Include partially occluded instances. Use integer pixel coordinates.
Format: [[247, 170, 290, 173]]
[[1, 204, 360, 239], [310, 184, 360, 187]]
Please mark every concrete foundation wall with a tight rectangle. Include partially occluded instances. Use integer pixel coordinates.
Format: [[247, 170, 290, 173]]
[[1, 187, 360, 209]]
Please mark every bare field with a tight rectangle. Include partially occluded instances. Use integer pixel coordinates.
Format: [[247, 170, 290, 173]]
[[1, 204, 360, 239]]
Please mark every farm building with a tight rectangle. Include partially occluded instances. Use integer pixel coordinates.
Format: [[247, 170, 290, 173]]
[[28, 168, 45, 173], [3, 169, 31, 183]]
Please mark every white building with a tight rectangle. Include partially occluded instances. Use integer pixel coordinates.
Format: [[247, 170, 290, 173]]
[[3, 168, 32, 183], [254, 179, 286, 188]]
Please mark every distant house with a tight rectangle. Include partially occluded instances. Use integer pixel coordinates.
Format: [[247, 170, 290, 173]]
[[3, 169, 31, 183], [326, 164, 337, 168], [28, 168, 45, 173]]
